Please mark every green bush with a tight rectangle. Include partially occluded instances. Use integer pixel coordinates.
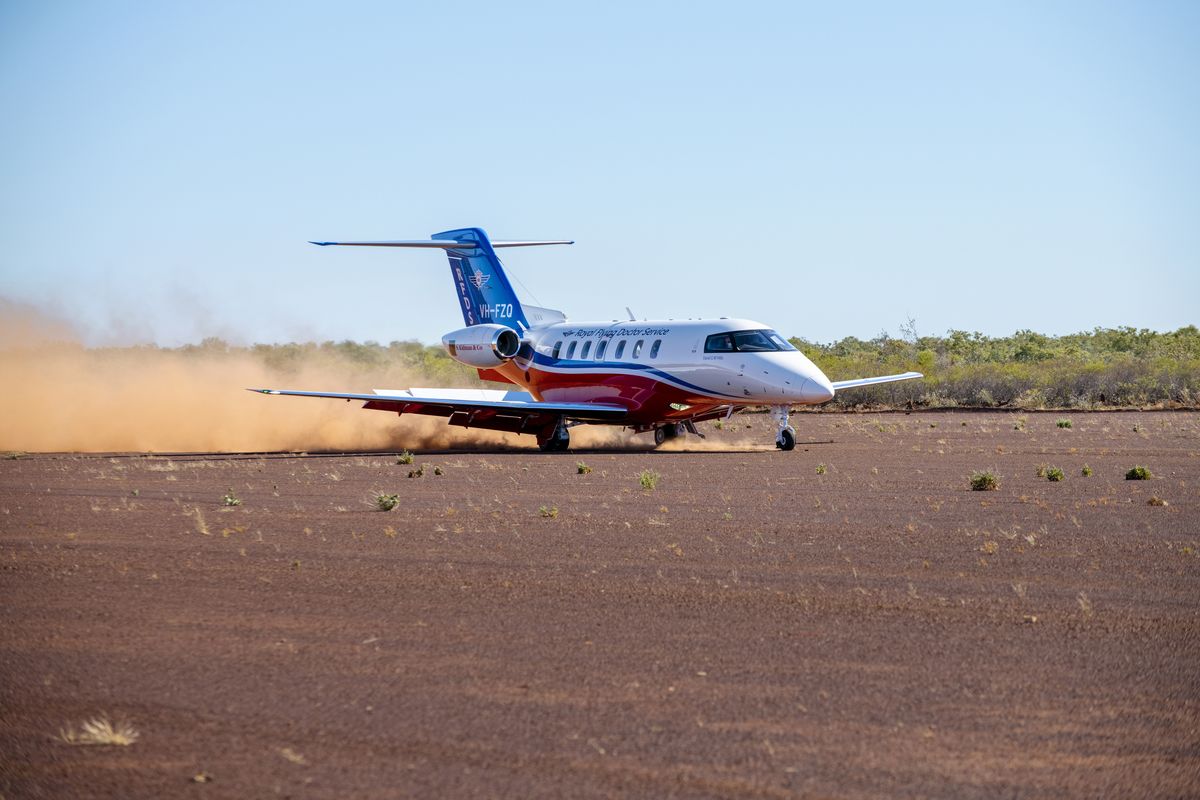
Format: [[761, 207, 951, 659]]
[[1056, 418, 1072, 429], [396, 451, 414, 465], [1045, 466, 1065, 482], [1125, 465, 1152, 480], [375, 493, 399, 511], [970, 471, 999, 491], [576, 462, 593, 475], [1081, 464, 1093, 477], [638, 469, 661, 491]]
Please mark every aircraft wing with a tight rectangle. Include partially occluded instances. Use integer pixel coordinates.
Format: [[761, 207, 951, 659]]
[[249, 387, 627, 435], [831, 371, 923, 391]]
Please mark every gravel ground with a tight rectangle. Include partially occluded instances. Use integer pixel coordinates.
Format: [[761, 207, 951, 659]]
[[1, 410, 1197, 798]]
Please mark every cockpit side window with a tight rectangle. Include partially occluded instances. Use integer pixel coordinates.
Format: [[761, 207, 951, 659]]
[[733, 331, 775, 352], [704, 333, 735, 353], [705, 329, 793, 353]]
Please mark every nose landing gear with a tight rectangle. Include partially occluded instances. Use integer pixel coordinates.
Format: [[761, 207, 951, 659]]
[[772, 405, 796, 451]]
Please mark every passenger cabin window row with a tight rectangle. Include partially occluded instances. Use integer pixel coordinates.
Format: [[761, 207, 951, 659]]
[[549, 337, 664, 361], [703, 330, 796, 353]]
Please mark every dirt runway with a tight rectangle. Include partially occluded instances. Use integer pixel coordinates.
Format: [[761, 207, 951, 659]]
[[1, 411, 1198, 798]]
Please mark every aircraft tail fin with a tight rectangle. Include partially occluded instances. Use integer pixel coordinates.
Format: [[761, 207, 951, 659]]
[[309, 228, 572, 331]]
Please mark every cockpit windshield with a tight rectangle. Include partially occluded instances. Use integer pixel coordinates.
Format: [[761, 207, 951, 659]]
[[704, 329, 797, 353]]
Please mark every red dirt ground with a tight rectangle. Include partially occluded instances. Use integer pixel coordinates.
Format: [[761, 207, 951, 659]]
[[1, 410, 1198, 798]]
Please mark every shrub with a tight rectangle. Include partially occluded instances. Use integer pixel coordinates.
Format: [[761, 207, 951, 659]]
[[59, 716, 139, 747], [222, 489, 242, 507], [1081, 464, 1093, 477], [638, 469, 661, 491], [375, 493, 399, 511], [396, 451, 414, 465], [815, 463, 827, 475], [1125, 465, 1152, 480], [539, 505, 559, 518], [407, 466, 425, 478], [576, 462, 593, 475], [1147, 496, 1168, 506], [1035, 464, 1049, 478], [433, 466, 444, 476], [1045, 466, 1065, 482], [1056, 418, 1072, 429], [970, 470, 999, 491]]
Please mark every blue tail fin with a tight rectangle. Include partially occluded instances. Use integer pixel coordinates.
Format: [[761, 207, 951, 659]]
[[434, 227, 529, 331]]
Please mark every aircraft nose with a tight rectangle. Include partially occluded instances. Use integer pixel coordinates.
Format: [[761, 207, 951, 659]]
[[804, 372, 835, 403]]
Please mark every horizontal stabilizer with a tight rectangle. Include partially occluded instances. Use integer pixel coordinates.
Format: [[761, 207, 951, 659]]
[[831, 371, 923, 391], [309, 239, 573, 249]]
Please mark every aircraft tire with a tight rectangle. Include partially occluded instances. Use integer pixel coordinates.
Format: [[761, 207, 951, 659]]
[[777, 428, 796, 451], [653, 426, 668, 447]]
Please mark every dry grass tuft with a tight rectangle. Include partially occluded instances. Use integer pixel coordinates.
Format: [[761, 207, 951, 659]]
[[59, 716, 139, 746]]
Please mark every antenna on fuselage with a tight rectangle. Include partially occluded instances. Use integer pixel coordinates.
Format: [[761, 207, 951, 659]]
[[625, 307, 636, 321]]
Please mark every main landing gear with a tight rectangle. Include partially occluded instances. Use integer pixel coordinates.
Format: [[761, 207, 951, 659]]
[[653, 422, 684, 447], [772, 405, 796, 451], [538, 419, 571, 452], [651, 421, 704, 448]]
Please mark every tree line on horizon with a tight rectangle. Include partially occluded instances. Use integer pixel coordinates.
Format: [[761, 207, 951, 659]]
[[77, 325, 1200, 410], [789, 325, 1199, 408]]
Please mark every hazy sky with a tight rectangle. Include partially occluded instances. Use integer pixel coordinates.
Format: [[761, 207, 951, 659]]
[[1, 1, 1196, 346]]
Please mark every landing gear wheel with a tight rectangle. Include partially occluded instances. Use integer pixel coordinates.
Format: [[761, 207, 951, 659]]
[[776, 428, 796, 451], [653, 424, 680, 447], [771, 405, 796, 451]]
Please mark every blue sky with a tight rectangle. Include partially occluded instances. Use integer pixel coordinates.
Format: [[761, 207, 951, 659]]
[[1, 1, 1196, 346]]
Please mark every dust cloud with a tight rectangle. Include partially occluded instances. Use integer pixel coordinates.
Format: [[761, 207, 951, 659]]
[[0, 301, 528, 453], [0, 300, 765, 454]]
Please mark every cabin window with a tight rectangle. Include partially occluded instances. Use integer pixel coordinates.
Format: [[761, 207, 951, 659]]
[[565, 341, 577, 359], [632, 339, 644, 358], [580, 341, 591, 359], [552, 341, 563, 359], [595, 340, 607, 359], [614, 340, 626, 359], [649, 339, 661, 359]]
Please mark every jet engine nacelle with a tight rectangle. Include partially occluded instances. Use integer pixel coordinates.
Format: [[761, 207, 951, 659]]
[[442, 324, 521, 368]]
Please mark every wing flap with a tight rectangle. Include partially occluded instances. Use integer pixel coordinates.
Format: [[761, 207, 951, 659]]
[[249, 388, 627, 423], [831, 371, 923, 391]]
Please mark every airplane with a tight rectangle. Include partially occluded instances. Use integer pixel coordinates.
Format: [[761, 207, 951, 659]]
[[252, 226, 921, 451]]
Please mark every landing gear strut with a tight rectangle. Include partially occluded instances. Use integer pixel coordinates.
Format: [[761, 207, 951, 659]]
[[538, 419, 571, 452], [772, 405, 796, 451]]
